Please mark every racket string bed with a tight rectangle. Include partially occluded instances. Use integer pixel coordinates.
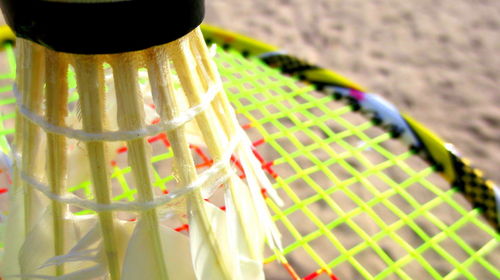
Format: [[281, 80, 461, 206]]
[[210, 42, 500, 279]]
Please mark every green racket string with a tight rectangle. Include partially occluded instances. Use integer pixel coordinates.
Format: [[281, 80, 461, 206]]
[[215, 45, 499, 279]]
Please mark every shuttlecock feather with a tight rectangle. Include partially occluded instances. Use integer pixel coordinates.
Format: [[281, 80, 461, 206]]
[[122, 218, 196, 280]]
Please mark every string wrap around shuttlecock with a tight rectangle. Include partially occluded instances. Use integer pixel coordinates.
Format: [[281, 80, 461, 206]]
[[0, 1, 282, 279], [12, 81, 223, 142], [12, 128, 243, 213]]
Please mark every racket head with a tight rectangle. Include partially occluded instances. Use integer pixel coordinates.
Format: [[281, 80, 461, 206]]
[[0, 25, 498, 279]]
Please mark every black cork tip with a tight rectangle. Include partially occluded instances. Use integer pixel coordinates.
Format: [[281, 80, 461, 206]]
[[0, 0, 205, 54]]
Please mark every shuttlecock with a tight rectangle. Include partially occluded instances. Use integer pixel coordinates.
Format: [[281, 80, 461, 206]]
[[0, 0, 281, 279]]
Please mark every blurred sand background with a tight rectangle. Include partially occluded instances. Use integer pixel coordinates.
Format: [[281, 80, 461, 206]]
[[205, 0, 500, 184], [0, 1, 497, 279]]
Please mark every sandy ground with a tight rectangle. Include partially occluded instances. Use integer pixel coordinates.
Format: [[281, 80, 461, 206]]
[[205, 0, 500, 184]]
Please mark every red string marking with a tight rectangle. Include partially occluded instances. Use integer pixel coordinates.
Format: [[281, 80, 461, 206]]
[[117, 146, 128, 154], [252, 139, 265, 147], [304, 271, 320, 280], [194, 160, 213, 169], [242, 123, 252, 130], [282, 262, 301, 280], [190, 144, 213, 169], [281, 261, 339, 280], [303, 268, 339, 280], [190, 144, 244, 180], [162, 189, 169, 195], [148, 133, 170, 147], [151, 117, 161, 125], [260, 188, 269, 199], [329, 272, 340, 280], [175, 224, 189, 232], [262, 162, 278, 178], [251, 141, 278, 179], [0, 188, 7, 194], [230, 155, 245, 179]]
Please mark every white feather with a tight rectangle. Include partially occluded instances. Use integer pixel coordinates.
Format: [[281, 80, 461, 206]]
[[122, 217, 196, 280], [19, 208, 57, 276], [15, 262, 106, 280], [36, 218, 133, 279], [189, 200, 239, 279], [0, 141, 24, 277], [237, 141, 282, 252], [1, 184, 25, 277], [18, 212, 96, 277], [225, 176, 265, 280], [38, 215, 99, 270]]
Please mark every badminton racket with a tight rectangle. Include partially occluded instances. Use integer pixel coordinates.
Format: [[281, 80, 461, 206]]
[[0, 24, 498, 279]]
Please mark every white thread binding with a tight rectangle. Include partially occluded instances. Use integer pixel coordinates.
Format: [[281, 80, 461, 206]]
[[15, 129, 243, 212], [13, 81, 222, 142]]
